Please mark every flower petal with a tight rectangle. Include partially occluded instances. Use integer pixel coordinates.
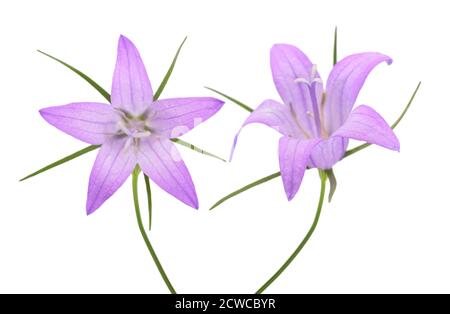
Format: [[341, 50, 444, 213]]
[[149, 97, 224, 138], [279, 137, 322, 201], [307, 137, 349, 170], [111, 35, 153, 115], [332, 105, 400, 151], [87, 137, 137, 214], [271, 44, 323, 137], [324, 52, 392, 133], [230, 99, 303, 160], [137, 136, 198, 209], [40, 102, 118, 145]]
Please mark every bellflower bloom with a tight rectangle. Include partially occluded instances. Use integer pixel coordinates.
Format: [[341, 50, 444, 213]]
[[40, 36, 224, 214], [232, 44, 399, 200]]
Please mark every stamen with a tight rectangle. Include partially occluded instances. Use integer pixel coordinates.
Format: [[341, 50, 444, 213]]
[[117, 120, 132, 136], [132, 131, 151, 138], [321, 92, 327, 106], [123, 137, 134, 154], [319, 92, 329, 139], [310, 64, 317, 78], [116, 117, 152, 139], [293, 65, 326, 138], [289, 103, 312, 139]]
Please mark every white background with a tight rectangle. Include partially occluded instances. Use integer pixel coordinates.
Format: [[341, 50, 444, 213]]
[[0, 0, 448, 294]]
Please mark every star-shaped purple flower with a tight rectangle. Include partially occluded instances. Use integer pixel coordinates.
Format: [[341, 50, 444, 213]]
[[233, 44, 399, 200], [40, 35, 224, 214]]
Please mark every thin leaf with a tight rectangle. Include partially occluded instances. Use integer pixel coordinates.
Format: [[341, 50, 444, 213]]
[[333, 27, 338, 66], [209, 172, 281, 210], [37, 50, 111, 103], [325, 168, 337, 202], [344, 82, 421, 158], [153, 37, 187, 101], [171, 138, 226, 162], [205, 87, 253, 113], [144, 174, 153, 231], [20, 145, 99, 182]]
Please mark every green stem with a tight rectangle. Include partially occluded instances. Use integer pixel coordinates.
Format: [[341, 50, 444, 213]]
[[132, 168, 176, 294], [256, 170, 327, 294]]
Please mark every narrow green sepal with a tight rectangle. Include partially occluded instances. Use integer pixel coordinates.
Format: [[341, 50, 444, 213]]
[[333, 27, 338, 66], [37, 50, 111, 103], [144, 174, 153, 231], [325, 168, 337, 203], [205, 87, 253, 113], [153, 37, 187, 101], [20, 145, 99, 181]]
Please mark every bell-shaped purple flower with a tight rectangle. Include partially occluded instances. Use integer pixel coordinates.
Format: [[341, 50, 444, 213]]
[[40, 35, 224, 214], [232, 44, 399, 201]]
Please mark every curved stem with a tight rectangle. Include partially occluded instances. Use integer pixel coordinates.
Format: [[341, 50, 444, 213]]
[[132, 168, 176, 294], [256, 170, 327, 294]]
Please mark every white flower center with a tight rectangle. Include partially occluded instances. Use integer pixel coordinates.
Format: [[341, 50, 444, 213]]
[[116, 110, 152, 139]]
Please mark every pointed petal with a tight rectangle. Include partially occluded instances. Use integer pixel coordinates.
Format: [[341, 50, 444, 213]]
[[150, 97, 224, 138], [307, 137, 349, 170], [324, 52, 392, 133], [87, 137, 137, 214], [239, 100, 301, 136], [40, 102, 118, 145], [279, 137, 322, 201], [271, 44, 323, 137], [111, 35, 153, 115], [230, 99, 303, 160], [332, 105, 400, 151], [137, 136, 198, 209]]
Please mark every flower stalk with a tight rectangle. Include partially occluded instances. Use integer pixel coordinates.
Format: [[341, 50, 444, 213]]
[[256, 170, 327, 294], [132, 167, 176, 294]]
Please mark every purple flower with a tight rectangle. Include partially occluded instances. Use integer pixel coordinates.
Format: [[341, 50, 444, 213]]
[[40, 35, 224, 214], [232, 44, 399, 201]]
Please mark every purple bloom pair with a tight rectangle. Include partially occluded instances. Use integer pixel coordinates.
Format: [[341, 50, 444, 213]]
[[39, 36, 399, 213], [40, 36, 224, 214], [232, 44, 399, 200], [32, 33, 412, 294]]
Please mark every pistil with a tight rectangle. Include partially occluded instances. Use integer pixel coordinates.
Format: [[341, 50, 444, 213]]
[[294, 65, 324, 138]]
